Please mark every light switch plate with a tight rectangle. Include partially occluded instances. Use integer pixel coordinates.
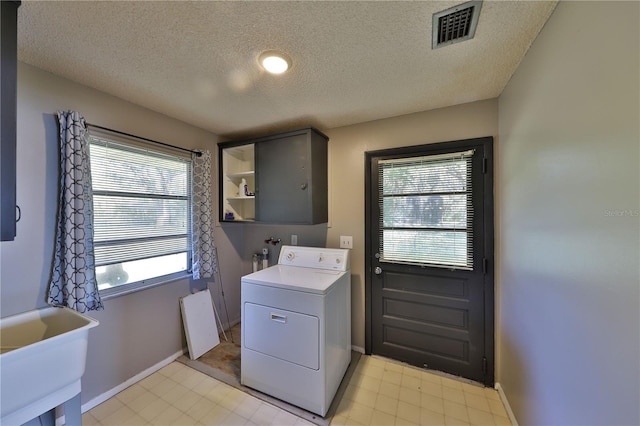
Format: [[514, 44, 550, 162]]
[[340, 236, 353, 249], [291, 234, 298, 245]]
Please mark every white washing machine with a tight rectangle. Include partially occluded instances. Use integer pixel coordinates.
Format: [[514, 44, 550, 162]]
[[241, 245, 351, 417]]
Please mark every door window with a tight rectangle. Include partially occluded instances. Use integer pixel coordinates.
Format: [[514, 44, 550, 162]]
[[378, 150, 474, 270]]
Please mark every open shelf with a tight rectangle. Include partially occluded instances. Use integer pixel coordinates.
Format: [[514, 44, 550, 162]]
[[227, 171, 255, 179], [221, 144, 255, 222], [226, 196, 255, 200]]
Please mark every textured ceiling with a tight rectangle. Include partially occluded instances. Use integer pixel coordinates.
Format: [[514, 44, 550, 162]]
[[17, 1, 557, 139]]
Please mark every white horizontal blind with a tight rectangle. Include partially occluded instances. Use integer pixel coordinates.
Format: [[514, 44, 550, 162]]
[[379, 150, 474, 270], [89, 137, 191, 267]]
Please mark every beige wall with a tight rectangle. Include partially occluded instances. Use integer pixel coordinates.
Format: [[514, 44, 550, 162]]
[[498, 1, 639, 424], [7, 5, 638, 424], [0, 62, 230, 406], [324, 99, 498, 350]]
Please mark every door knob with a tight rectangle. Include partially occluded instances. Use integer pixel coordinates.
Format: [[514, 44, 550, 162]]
[[374, 267, 383, 275]]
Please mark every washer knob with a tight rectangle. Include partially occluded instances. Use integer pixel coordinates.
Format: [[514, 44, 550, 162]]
[[286, 252, 295, 261]]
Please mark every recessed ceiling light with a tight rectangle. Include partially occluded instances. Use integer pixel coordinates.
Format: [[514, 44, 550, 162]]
[[259, 51, 292, 74]]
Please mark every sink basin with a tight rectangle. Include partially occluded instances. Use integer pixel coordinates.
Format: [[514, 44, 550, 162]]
[[1, 306, 99, 425]]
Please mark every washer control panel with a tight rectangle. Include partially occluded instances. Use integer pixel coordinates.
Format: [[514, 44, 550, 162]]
[[278, 246, 350, 271]]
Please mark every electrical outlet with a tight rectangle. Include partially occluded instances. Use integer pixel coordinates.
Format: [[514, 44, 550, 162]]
[[291, 234, 298, 245], [340, 235, 353, 249]]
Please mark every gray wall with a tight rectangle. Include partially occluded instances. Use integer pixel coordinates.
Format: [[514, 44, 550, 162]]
[[0, 63, 237, 405], [215, 223, 329, 329], [4, 3, 639, 424], [0, 61, 333, 417], [497, 2, 639, 424], [324, 100, 498, 350]]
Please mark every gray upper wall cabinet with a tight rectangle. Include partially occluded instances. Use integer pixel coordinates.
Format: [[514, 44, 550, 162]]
[[1, 1, 21, 241], [219, 127, 328, 225]]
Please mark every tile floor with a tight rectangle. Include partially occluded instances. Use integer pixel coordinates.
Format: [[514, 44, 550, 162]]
[[332, 356, 511, 426], [82, 355, 511, 426]]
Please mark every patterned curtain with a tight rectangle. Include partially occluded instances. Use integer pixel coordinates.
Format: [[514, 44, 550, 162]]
[[191, 150, 216, 280], [47, 111, 104, 312]]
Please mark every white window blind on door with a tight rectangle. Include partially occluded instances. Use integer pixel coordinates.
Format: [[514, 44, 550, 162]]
[[379, 149, 474, 270], [89, 137, 191, 268]]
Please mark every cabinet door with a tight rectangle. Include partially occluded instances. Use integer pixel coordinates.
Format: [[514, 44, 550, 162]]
[[1, 1, 20, 241], [256, 133, 311, 223]]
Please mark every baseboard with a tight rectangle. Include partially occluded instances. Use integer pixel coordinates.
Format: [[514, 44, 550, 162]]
[[351, 345, 365, 354], [495, 382, 519, 426], [82, 348, 186, 412], [55, 348, 186, 425]]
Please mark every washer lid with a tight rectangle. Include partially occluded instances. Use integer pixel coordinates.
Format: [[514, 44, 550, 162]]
[[241, 265, 347, 294]]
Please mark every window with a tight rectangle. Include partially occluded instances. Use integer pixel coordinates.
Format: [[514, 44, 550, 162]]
[[88, 133, 192, 293], [378, 150, 474, 270]]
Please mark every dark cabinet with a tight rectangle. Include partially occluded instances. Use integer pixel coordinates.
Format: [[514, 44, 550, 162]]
[[219, 127, 328, 225], [255, 128, 328, 224], [1, 1, 20, 241]]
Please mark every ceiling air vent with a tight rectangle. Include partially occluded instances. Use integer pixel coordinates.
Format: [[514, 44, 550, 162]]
[[432, 1, 482, 49]]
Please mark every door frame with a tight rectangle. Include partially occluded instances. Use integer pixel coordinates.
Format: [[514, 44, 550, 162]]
[[364, 136, 495, 385]]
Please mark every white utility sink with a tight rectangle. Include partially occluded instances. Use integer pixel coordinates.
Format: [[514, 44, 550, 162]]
[[1, 306, 99, 425]]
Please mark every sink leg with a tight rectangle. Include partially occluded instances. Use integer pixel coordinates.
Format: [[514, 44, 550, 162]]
[[64, 393, 82, 426]]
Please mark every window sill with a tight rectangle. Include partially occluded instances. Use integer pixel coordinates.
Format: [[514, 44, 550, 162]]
[[98, 271, 191, 301]]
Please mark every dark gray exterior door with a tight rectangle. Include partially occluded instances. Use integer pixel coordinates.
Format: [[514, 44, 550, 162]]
[[365, 137, 494, 386]]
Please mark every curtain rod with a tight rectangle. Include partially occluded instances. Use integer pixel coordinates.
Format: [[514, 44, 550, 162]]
[[87, 123, 202, 157]]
